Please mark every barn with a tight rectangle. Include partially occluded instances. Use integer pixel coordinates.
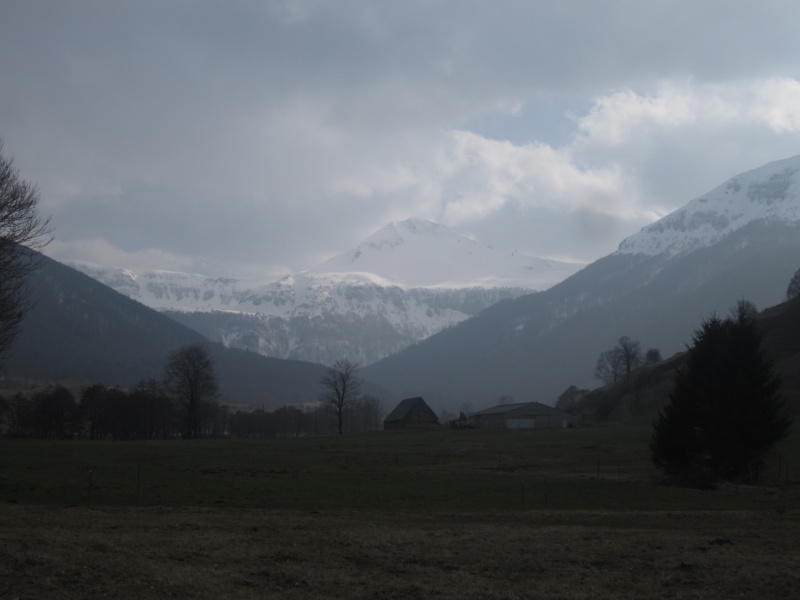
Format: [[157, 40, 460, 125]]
[[471, 402, 568, 429], [383, 397, 440, 430]]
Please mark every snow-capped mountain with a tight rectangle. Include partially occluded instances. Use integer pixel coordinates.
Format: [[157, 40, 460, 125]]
[[617, 155, 800, 256], [309, 218, 580, 289], [65, 219, 583, 366], [364, 155, 800, 409]]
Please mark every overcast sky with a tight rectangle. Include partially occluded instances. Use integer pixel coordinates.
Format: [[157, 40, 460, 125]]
[[2, 1, 800, 279]]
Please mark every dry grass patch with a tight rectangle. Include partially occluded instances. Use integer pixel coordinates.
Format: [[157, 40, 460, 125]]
[[2, 505, 799, 599]]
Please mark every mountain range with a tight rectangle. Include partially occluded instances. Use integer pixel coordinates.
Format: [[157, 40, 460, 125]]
[[66, 218, 583, 366], [5, 154, 800, 416], [0, 256, 390, 406], [362, 154, 800, 412]]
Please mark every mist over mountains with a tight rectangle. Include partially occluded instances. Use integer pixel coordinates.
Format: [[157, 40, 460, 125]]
[[363, 155, 800, 411], [5, 154, 800, 416], [66, 218, 583, 366], [0, 256, 356, 406]]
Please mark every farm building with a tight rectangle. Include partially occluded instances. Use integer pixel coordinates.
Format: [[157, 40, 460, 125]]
[[383, 397, 439, 430], [471, 402, 568, 429]]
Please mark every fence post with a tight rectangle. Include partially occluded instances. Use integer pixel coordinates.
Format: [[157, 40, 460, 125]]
[[87, 468, 93, 507]]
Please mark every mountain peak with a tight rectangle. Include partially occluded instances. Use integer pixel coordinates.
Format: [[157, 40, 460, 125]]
[[617, 154, 800, 256], [362, 218, 465, 251], [391, 218, 448, 235], [306, 218, 583, 289]]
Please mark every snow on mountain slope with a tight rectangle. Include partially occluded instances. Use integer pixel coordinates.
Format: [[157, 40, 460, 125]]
[[66, 219, 583, 316], [309, 218, 582, 288], [617, 154, 800, 256], [65, 219, 582, 366], [364, 155, 800, 409], [63, 262, 256, 312]]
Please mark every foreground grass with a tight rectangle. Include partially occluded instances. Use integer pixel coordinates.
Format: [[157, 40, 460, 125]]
[[2, 426, 799, 598], [1, 505, 799, 599]]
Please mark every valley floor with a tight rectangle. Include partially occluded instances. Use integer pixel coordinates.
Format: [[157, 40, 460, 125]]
[[2, 505, 799, 599]]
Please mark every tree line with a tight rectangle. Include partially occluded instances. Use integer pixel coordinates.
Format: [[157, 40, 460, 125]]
[[594, 335, 661, 387], [0, 378, 384, 440], [1, 341, 384, 439], [0, 379, 225, 440], [229, 395, 383, 438]]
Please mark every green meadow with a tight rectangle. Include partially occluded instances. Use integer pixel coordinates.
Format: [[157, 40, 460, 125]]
[[3, 425, 800, 599], [2, 424, 798, 512]]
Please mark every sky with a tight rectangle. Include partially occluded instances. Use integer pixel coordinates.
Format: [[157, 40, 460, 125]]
[[2, 0, 800, 280]]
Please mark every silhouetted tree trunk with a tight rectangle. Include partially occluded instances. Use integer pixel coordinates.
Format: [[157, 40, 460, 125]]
[[617, 336, 642, 384], [164, 343, 219, 439], [33, 385, 77, 439], [320, 359, 361, 435]]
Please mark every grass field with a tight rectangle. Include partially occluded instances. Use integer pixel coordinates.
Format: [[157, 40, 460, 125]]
[[2, 425, 799, 598]]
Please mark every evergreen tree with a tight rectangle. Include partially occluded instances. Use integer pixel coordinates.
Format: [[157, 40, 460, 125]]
[[788, 267, 800, 300], [651, 302, 790, 483]]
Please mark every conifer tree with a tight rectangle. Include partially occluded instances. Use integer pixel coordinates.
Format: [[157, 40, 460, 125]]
[[788, 267, 800, 300], [651, 302, 790, 483]]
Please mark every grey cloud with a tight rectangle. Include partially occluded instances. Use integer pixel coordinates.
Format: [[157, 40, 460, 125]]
[[2, 1, 800, 275]]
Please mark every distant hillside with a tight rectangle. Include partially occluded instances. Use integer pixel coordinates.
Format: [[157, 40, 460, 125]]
[[567, 296, 800, 424], [365, 220, 800, 410], [0, 254, 390, 406], [363, 155, 800, 411]]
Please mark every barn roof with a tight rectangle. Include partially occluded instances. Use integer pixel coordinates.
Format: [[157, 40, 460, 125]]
[[384, 397, 427, 422], [472, 401, 564, 416]]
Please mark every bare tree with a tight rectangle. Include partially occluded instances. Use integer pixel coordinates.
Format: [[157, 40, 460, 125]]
[[348, 395, 383, 433], [645, 348, 662, 365], [164, 343, 219, 439], [320, 359, 361, 435], [595, 336, 642, 386], [0, 140, 51, 357], [555, 385, 587, 411], [132, 378, 175, 439], [594, 347, 624, 385], [616, 336, 642, 383]]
